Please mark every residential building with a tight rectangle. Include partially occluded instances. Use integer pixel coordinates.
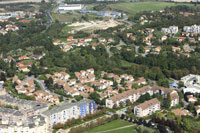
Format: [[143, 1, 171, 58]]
[[106, 85, 179, 108], [161, 26, 178, 34], [172, 108, 191, 116], [183, 25, 200, 33], [134, 98, 160, 117], [106, 86, 152, 108], [42, 99, 96, 128], [187, 95, 197, 103], [195, 106, 200, 115], [0, 108, 48, 133]]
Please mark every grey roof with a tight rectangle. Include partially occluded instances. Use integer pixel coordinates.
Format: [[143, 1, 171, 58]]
[[0, 107, 23, 116], [42, 99, 94, 116], [0, 95, 47, 110]]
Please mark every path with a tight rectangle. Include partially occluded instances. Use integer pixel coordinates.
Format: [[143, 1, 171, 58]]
[[58, 115, 110, 133], [95, 124, 135, 133]]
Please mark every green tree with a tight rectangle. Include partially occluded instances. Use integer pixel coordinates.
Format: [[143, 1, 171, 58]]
[[89, 92, 101, 104], [165, 93, 171, 109], [132, 83, 139, 89], [119, 101, 125, 107]]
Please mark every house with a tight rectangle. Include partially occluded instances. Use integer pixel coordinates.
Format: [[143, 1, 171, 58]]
[[145, 28, 154, 33], [145, 36, 152, 41], [187, 95, 197, 103], [183, 44, 194, 52], [18, 65, 30, 72], [20, 20, 32, 23], [18, 55, 29, 60], [53, 40, 61, 45], [4, 56, 15, 63], [182, 32, 190, 37], [67, 36, 74, 41], [170, 91, 179, 107], [127, 33, 133, 38], [5, 24, 19, 31], [161, 35, 167, 41], [84, 36, 93, 42], [172, 109, 191, 116], [32, 54, 43, 60], [132, 77, 147, 86], [195, 106, 200, 115], [144, 47, 151, 54], [189, 37, 196, 43], [154, 46, 162, 53], [182, 53, 190, 58], [34, 90, 59, 104], [130, 35, 136, 41], [178, 37, 186, 42], [98, 38, 106, 43], [172, 46, 181, 52], [134, 98, 160, 117]]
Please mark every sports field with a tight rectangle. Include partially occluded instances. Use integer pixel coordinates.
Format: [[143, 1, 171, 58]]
[[108, 2, 196, 13]]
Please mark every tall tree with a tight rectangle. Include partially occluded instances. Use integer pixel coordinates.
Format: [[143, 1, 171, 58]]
[[165, 93, 171, 109]]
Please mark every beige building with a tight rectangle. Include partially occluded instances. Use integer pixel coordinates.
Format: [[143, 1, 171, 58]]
[[134, 98, 160, 117], [106, 85, 179, 108], [195, 106, 200, 115], [0, 108, 48, 133], [106, 86, 153, 108]]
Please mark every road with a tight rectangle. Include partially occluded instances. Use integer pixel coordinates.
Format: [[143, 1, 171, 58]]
[[46, 9, 54, 23], [26, 76, 59, 96]]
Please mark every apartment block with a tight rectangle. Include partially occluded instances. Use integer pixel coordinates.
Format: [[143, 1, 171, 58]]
[[134, 98, 160, 117], [42, 99, 96, 128], [0, 108, 48, 133], [106, 85, 179, 108], [161, 26, 178, 34]]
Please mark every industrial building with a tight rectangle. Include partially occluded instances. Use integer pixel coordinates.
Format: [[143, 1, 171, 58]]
[[58, 4, 83, 12]]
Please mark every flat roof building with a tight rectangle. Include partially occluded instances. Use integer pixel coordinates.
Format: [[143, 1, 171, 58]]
[[58, 4, 83, 11], [42, 99, 96, 128]]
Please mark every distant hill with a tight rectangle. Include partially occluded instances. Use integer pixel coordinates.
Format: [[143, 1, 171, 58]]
[[0, 0, 48, 4]]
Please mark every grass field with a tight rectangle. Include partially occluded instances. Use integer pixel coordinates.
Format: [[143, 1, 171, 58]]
[[52, 12, 82, 23], [84, 119, 156, 133], [84, 119, 134, 133], [107, 2, 196, 13]]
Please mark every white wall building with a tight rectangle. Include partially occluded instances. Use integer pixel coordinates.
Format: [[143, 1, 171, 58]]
[[58, 4, 83, 11], [134, 98, 160, 117]]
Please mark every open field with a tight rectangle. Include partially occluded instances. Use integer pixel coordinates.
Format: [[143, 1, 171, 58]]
[[84, 119, 133, 133], [51, 12, 82, 23], [107, 2, 197, 13], [84, 119, 156, 133]]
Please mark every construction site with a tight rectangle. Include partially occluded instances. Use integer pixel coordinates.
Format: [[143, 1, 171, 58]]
[[68, 19, 121, 33]]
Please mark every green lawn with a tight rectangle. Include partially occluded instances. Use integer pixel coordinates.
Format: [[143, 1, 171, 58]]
[[84, 119, 157, 133], [121, 60, 136, 67], [84, 119, 133, 133], [52, 12, 82, 23], [108, 2, 196, 13]]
